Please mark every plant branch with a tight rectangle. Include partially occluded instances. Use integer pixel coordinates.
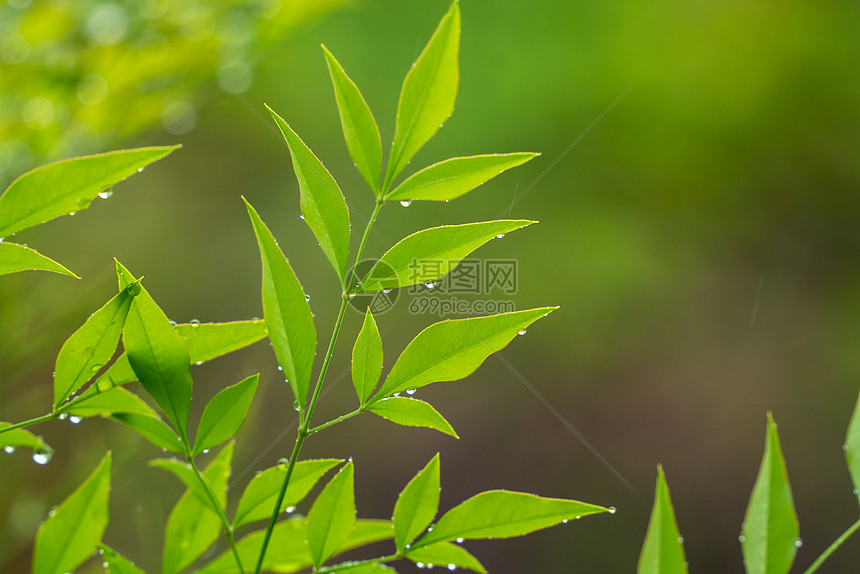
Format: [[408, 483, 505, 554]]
[[0, 412, 58, 435], [308, 408, 363, 435], [803, 516, 860, 574]]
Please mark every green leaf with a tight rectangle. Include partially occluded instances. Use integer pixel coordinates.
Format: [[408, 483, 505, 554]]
[[0, 146, 180, 237], [32, 453, 111, 574], [110, 413, 184, 453], [357, 220, 534, 293], [637, 465, 688, 574], [843, 388, 860, 506], [0, 422, 52, 459], [332, 564, 395, 573], [193, 374, 259, 456], [386, 153, 538, 202], [307, 460, 356, 568], [372, 307, 556, 401], [53, 285, 137, 409], [740, 413, 799, 574], [149, 457, 209, 500], [99, 544, 147, 574], [174, 319, 268, 365], [267, 106, 351, 283], [406, 541, 487, 573], [369, 397, 458, 438], [244, 198, 316, 410], [352, 309, 383, 405], [89, 354, 137, 395], [384, 0, 460, 190], [163, 443, 233, 574], [119, 261, 192, 441], [414, 490, 609, 549], [323, 45, 382, 195], [0, 242, 78, 277], [64, 387, 157, 418], [393, 453, 441, 551], [233, 458, 342, 527]]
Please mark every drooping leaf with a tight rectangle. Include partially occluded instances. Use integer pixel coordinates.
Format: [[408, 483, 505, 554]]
[[110, 413, 184, 453], [843, 387, 860, 506], [53, 285, 137, 409], [162, 443, 233, 574], [174, 319, 268, 365], [32, 453, 111, 574], [369, 397, 458, 438], [193, 374, 259, 456], [0, 423, 52, 457], [357, 220, 534, 293], [413, 490, 609, 549], [267, 106, 351, 284], [405, 541, 487, 573], [323, 45, 382, 195], [637, 465, 688, 574], [0, 146, 180, 238], [307, 460, 356, 568], [244, 198, 316, 410], [371, 307, 556, 401], [64, 387, 157, 418], [386, 153, 538, 202], [352, 309, 383, 405], [118, 261, 192, 442], [393, 453, 441, 551], [740, 413, 799, 574], [233, 458, 342, 527], [99, 544, 147, 574], [0, 242, 78, 277], [384, 0, 460, 189]]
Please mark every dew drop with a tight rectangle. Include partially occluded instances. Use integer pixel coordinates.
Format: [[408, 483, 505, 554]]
[[416, 563, 425, 569], [98, 189, 113, 199], [202, 449, 209, 454], [455, 537, 464, 544], [169, 320, 178, 326], [562, 518, 568, 524], [400, 200, 413, 207], [738, 534, 746, 543], [517, 329, 527, 336], [69, 415, 82, 424], [496, 233, 505, 239], [853, 488, 858, 495], [90, 363, 103, 372], [795, 537, 803, 548], [137, 167, 145, 173], [195, 361, 202, 366], [844, 444, 849, 452], [293, 400, 301, 411], [69, 211, 76, 216], [299, 214, 305, 220], [277, 365, 283, 372], [33, 448, 52, 465], [278, 458, 289, 465], [424, 281, 437, 290], [392, 392, 401, 397], [4, 445, 16, 454], [58, 413, 69, 421], [406, 388, 416, 395], [382, 289, 392, 294], [678, 536, 685, 544], [305, 294, 311, 302], [189, 319, 200, 327], [608, 506, 616, 514], [285, 505, 296, 513], [447, 565, 456, 571]]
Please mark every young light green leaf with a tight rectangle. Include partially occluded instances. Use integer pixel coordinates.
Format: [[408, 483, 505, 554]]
[[87, 354, 137, 396], [267, 106, 351, 283], [110, 413, 184, 453], [64, 387, 157, 418], [352, 309, 383, 405], [175, 319, 268, 364], [0, 242, 78, 277], [406, 541, 487, 573], [0, 146, 180, 237], [357, 220, 534, 293], [740, 412, 799, 574], [386, 153, 539, 202], [99, 544, 146, 574], [244, 198, 316, 410], [369, 397, 458, 438], [233, 458, 342, 527], [393, 453, 441, 551], [193, 374, 259, 456], [0, 422, 52, 456], [323, 45, 382, 195], [384, 0, 460, 189], [149, 458, 212, 508], [32, 453, 111, 574], [53, 285, 137, 409], [372, 307, 556, 401], [163, 443, 233, 574], [637, 465, 688, 574], [843, 388, 860, 505], [307, 460, 356, 567], [413, 490, 609, 549]]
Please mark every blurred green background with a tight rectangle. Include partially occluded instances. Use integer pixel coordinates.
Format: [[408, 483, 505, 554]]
[[2, 0, 860, 572]]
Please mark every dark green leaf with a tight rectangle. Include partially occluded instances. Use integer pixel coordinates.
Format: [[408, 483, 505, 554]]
[[233, 458, 342, 527], [352, 309, 383, 405], [372, 307, 556, 401], [414, 490, 609, 548], [406, 541, 486, 573], [384, 1, 460, 189], [0, 146, 180, 237], [64, 387, 156, 418], [393, 453, 441, 551], [32, 453, 111, 574], [193, 374, 259, 456], [740, 413, 799, 574], [244, 198, 316, 410], [0, 242, 78, 277], [357, 220, 534, 293], [843, 388, 860, 506], [99, 544, 146, 574], [267, 106, 351, 284], [323, 45, 382, 195], [637, 465, 688, 574], [53, 286, 137, 409], [174, 319, 268, 365], [369, 397, 458, 438], [386, 153, 538, 202], [307, 460, 356, 567], [110, 413, 184, 453]]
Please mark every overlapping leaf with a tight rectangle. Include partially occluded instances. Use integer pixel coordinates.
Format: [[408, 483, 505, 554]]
[[0, 242, 78, 277], [638, 465, 688, 574], [352, 309, 383, 405]]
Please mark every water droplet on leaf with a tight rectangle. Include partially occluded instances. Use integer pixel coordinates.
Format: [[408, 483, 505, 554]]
[[608, 506, 616, 514], [496, 233, 505, 239], [189, 319, 200, 327], [400, 200, 413, 207], [69, 415, 82, 424], [32, 448, 52, 465], [98, 189, 113, 199], [517, 329, 527, 336], [3, 445, 16, 454]]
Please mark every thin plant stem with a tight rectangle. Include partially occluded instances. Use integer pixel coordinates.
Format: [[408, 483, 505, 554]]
[[316, 553, 400, 573], [308, 408, 362, 435], [188, 457, 246, 574], [803, 516, 860, 574], [0, 412, 58, 435]]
